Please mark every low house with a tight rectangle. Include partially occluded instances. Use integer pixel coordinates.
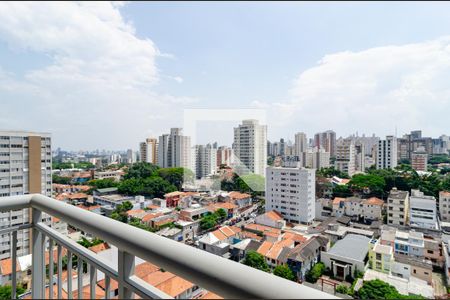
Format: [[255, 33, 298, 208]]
[[126, 209, 147, 220], [226, 191, 252, 208], [230, 239, 262, 262], [198, 226, 241, 256], [158, 227, 183, 242], [174, 220, 200, 243], [179, 205, 209, 221], [208, 202, 238, 218], [331, 196, 384, 221], [368, 239, 393, 274], [286, 236, 329, 281], [393, 254, 433, 285], [255, 210, 286, 229], [323, 223, 374, 243], [322, 234, 370, 280]]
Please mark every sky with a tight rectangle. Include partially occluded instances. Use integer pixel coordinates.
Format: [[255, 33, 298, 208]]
[[1, 1, 450, 150]]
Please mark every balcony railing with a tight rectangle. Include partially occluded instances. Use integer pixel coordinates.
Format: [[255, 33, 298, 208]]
[[0, 194, 336, 299]]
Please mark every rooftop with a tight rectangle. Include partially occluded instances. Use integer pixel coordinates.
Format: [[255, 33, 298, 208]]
[[327, 234, 371, 262]]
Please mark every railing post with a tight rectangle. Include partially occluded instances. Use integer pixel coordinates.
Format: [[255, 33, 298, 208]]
[[118, 250, 134, 299], [31, 208, 44, 299]]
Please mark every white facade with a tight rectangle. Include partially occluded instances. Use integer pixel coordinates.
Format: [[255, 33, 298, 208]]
[[302, 147, 330, 169], [376, 136, 398, 169], [409, 189, 438, 230], [233, 120, 267, 176], [194, 144, 217, 179], [335, 138, 356, 176], [157, 128, 191, 170], [0, 131, 52, 260], [294, 132, 307, 156], [265, 166, 315, 224]]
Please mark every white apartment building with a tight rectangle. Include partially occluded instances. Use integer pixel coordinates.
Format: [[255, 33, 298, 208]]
[[302, 147, 330, 169], [409, 189, 438, 230], [335, 138, 356, 176], [376, 136, 398, 169], [439, 191, 450, 222], [233, 120, 267, 176], [139, 138, 158, 164], [0, 131, 52, 260], [157, 128, 191, 170], [194, 144, 217, 179], [387, 188, 409, 226], [126, 149, 136, 164], [294, 132, 307, 156], [265, 166, 315, 224]]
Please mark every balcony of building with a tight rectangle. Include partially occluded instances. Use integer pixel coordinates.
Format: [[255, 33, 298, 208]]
[[0, 194, 335, 299]]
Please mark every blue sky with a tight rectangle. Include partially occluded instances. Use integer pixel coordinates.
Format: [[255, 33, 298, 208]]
[[1, 2, 450, 150]]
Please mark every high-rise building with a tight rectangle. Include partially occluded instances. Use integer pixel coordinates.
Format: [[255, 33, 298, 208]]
[[314, 130, 336, 157], [0, 131, 52, 259], [302, 147, 330, 169], [265, 166, 315, 224], [335, 138, 356, 176], [194, 144, 217, 179], [279, 138, 285, 156], [387, 188, 409, 226], [354, 142, 365, 173], [232, 120, 267, 176], [376, 136, 398, 169], [439, 191, 450, 222], [411, 146, 428, 172], [157, 128, 191, 169], [217, 146, 233, 167], [126, 149, 136, 164], [294, 132, 307, 156], [139, 138, 158, 164]]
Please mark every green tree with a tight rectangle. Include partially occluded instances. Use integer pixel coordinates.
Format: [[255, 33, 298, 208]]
[[243, 250, 269, 272], [332, 185, 353, 198], [200, 213, 218, 230], [336, 285, 349, 295], [52, 174, 72, 184], [215, 208, 227, 220], [88, 178, 119, 189], [357, 279, 425, 299], [118, 177, 176, 198], [273, 264, 296, 281], [305, 262, 325, 283], [0, 284, 25, 300], [111, 201, 133, 223], [124, 162, 159, 180], [157, 167, 194, 190], [348, 174, 386, 197], [317, 167, 350, 179]]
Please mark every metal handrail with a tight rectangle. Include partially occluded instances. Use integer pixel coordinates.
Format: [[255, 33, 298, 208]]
[[0, 194, 336, 299]]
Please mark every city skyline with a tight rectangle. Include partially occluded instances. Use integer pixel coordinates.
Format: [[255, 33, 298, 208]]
[[1, 2, 450, 150]]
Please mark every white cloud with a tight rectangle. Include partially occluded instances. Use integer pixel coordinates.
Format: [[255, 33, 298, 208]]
[[173, 76, 184, 83], [0, 2, 197, 149], [262, 37, 450, 139]]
